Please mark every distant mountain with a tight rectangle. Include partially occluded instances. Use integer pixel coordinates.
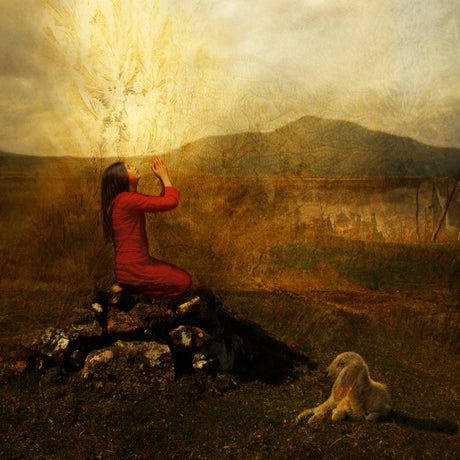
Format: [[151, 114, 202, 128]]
[[171, 115, 460, 176], [2, 116, 459, 177]]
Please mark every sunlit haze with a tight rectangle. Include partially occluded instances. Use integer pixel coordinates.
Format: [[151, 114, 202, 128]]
[[0, 0, 458, 157]]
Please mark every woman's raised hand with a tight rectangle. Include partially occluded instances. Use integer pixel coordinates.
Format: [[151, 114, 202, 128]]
[[151, 155, 167, 177], [151, 155, 172, 187]]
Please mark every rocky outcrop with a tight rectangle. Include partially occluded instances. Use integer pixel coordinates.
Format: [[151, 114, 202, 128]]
[[82, 340, 174, 384], [6, 287, 304, 384]]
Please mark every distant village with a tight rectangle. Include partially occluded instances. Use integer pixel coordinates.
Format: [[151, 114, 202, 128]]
[[295, 179, 459, 243]]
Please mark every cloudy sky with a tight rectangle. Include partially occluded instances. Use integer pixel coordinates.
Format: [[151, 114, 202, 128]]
[[0, 0, 458, 157]]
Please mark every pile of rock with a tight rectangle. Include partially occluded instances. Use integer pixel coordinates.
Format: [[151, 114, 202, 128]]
[[12, 288, 265, 385]]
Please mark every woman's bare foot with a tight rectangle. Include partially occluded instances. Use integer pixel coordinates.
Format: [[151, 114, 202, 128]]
[[111, 284, 123, 295]]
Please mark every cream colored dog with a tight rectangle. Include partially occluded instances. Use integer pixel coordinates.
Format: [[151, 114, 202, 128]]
[[297, 352, 391, 424]]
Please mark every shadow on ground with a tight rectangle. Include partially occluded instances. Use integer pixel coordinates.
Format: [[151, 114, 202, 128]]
[[217, 308, 315, 385], [391, 410, 458, 435]]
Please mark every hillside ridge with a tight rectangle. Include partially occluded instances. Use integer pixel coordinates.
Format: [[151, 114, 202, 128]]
[[2, 115, 460, 176], [173, 115, 460, 176]]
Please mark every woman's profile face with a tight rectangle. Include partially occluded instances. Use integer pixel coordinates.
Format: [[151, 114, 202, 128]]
[[125, 163, 140, 187]]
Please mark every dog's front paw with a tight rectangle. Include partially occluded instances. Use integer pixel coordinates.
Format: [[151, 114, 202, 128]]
[[365, 412, 382, 422], [307, 414, 323, 425], [295, 408, 314, 424], [331, 409, 346, 421]]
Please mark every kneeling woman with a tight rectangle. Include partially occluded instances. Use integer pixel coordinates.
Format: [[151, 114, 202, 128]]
[[101, 155, 192, 297]]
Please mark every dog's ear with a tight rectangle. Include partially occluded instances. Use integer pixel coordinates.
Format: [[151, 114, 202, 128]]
[[332, 362, 361, 401]]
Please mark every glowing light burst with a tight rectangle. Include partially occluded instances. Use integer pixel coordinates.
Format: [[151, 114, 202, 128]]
[[42, 0, 218, 157]]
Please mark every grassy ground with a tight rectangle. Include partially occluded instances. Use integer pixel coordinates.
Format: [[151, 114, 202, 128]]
[[269, 241, 460, 290], [1, 289, 459, 459]]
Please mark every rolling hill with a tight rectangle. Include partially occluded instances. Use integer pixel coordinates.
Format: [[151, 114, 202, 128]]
[[171, 115, 460, 176], [1, 115, 459, 178]]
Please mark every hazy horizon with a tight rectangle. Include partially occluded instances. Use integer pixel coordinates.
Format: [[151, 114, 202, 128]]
[[2, 113, 460, 162]]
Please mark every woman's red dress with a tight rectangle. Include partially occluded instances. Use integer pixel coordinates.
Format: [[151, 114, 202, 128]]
[[111, 187, 192, 297]]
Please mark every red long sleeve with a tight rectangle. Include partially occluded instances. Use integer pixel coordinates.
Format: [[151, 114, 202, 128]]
[[111, 187, 179, 269], [114, 187, 179, 214]]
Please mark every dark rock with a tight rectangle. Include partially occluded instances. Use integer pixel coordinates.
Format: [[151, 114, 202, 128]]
[[33, 355, 54, 372], [168, 324, 242, 373], [107, 309, 143, 338], [68, 307, 103, 339], [106, 301, 176, 340], [82, 340, 175, 384], [111, 292, 137, 311], [169, 325, 194, 351], [207, 340, 235, 371], [37, 328, 71, 365], [175, 288, 218, 322], [194, 327, 214, 348], [129, 301, 176, 337], [62, 308, 105, 370], [169, 325, 213, 352], [176, 296, 203, 315], [68, 349, 87, 369], [192, 353, 217, 373], [92, 290, 112, 307]]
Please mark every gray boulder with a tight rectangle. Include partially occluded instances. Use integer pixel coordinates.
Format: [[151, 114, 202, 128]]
[[82, 340, 175, 384]]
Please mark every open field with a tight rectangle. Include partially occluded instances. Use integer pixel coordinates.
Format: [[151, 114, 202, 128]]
[[1, 155, 459, 339], [0, 153, 459, 458]]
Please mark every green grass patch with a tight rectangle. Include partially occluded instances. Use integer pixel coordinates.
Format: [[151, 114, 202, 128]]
[[270, 242, 460, 290]]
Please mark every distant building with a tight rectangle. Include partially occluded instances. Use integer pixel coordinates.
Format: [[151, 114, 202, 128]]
[[333, 210, 383, 241]]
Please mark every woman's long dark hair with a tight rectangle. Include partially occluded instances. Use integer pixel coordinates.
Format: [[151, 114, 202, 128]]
[[101, 162, 129, 240]]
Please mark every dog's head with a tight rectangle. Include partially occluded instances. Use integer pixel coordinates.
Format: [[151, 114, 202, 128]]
[[327, 351, 367, 380]]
